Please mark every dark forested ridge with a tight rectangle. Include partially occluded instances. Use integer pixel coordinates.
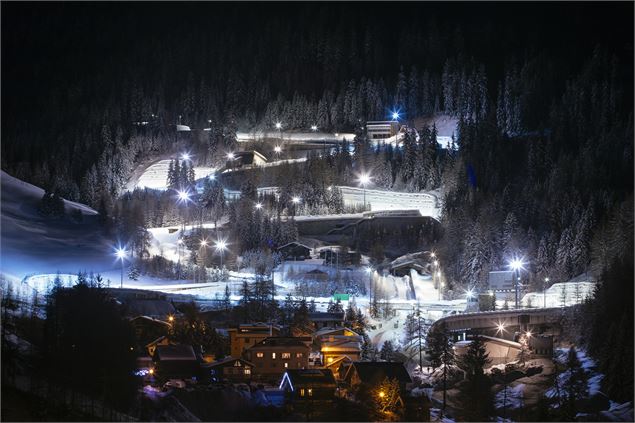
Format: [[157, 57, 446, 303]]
[[2, 2, 632, 192]]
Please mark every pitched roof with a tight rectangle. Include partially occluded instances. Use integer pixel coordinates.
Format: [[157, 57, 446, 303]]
[[205, 357, 255, 369], [130, 315, 171, 327], [124, 299, 175, 317], [350, 362, 412, 385], [249, 337, 310, 349], [277, 241, 313, 251], [282, 369, 336, 387], [155, 344, 197, 361], [308, 312, 345, 322], [314, 327, 359, 338]]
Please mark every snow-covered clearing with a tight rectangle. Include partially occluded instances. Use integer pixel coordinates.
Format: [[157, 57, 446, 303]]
[[0, 171, 117, 281]]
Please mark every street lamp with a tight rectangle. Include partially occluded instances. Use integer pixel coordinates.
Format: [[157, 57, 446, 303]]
[[215, 238, 228, 270], [115, 247, 127, 288], [275, 122, 282, 147], [291, 196, 301, 216], [178, 190, 190, 203], [274, 145, 282, 160], [176, 239, 184, 279], [365, 266, 373, 309], [255, 202, 263, 211], [181, 152, 191, 162], [543, 277, 549, 308], [508, 257, 526, 309], [199, 239, 209, 283], [227, 152, 235, 171], [496, 321, 507, 336], [311, 125, 318, 132], [358, 173, 371, 211]]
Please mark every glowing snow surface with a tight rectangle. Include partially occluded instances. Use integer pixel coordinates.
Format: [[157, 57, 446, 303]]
[[1, 171, 117, 280], [135, 160, 217, 190]]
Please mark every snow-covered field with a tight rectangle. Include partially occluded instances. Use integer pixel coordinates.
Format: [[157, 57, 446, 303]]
[[0, 171, 118, 281]]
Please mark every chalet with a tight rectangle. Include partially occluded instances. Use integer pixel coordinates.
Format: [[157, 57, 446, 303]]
[[123, 299, 176, 320], [204, 357, 255, 383], [318, 247, 361, 266], [344, 362, 413, 393], [244, 337, 311, 380], [153, 344, 200, 380], [314, 327, 363, 366], [308, 312, 345, 330], [228, 323, 281, 358], [145, 335, 172, 357], [276, 242, 312, 261], [130, 315, 170, 346], [279, 369, 337, 403], [324, 355, 353, 380]]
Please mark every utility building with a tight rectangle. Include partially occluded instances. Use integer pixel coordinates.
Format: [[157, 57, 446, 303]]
[[366, 121, 401, 140]]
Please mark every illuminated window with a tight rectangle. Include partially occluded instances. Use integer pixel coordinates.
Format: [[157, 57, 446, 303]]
[[272, 352, 276, 359], [284, 362, 288, 368], [327, 357, 334, 363], [308, 388, 313, 397], [282, 353, 291, 359], [300, 388, 305, 397], [244, 368, 251, 375], [256, 352, 264, 358], [296, 353, 303, 358]]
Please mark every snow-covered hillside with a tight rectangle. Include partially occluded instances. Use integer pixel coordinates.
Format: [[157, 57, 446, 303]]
[[0, 171, 116, 280]]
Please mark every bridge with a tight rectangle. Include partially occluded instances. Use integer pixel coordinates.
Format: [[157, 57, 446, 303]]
[[429, 307, 564, 341]]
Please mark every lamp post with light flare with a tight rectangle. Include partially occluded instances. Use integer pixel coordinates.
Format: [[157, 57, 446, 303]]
[[115, 247, 127, 288], [358, 173, 371, 211]]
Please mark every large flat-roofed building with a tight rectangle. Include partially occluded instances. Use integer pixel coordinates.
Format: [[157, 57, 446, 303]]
[[488, 270, 516, 293], [366, 121, 400, 140]]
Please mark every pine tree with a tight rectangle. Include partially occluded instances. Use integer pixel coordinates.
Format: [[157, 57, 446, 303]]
[[379, 340, 395, 361], [427, 322, 455, 411], [456, 335, 494, 421], [562, 346, 588, 420]]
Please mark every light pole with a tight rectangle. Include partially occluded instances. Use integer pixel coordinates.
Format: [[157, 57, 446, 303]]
[[226, 152, 235, 171], [391, 110, 400, 143], [275, 122, 282, 147], [365, 266, 373, 312], [115, 247, 127, 288], [199, 239, 208, 283], [291, 196, 301, 216], [508, 258, 525, 309], [215, 238, 228, 270], [358, 173, 371, 211], [176, 239, 183, 279], [543, 277, 549, 308], [177, 189, 191, 233]]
